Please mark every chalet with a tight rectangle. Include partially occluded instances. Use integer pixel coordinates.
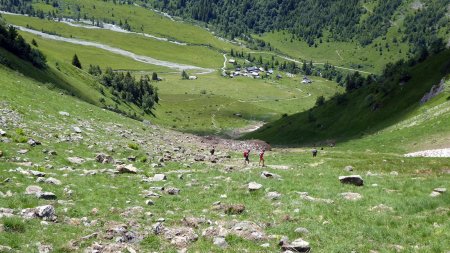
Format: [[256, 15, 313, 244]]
[[301, 76, 312, 84], [259, 67, 265, 72], [228, 59, 236, 64], [246, 66, 259, 73], [276, 74, 282, 79], [267, 69, 274, 74]]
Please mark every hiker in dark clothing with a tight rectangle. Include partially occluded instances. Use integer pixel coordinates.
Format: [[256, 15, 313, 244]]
[[210, 146, 215, 156], [312, 148, 318, 157]]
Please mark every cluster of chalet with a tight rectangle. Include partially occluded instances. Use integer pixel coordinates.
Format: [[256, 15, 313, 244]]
[[227, 59, 282, 79]]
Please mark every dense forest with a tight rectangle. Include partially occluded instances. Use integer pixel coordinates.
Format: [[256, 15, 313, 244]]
[[0, 20, 47, 68], [151, 0, 449, 49]]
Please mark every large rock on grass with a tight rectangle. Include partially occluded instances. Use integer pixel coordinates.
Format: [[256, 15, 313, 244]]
[[116, 164, 138, 174], [95, 153, 114, 164], [281, 238, 311, 252], [248, 182, 262, 191], [339, 175, 364, 186], [152, 174, 167, 181], [25, 185, 42, 195], [36, 192, 57, 200]]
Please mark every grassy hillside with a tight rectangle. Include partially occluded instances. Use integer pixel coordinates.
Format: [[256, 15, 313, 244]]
[[1, 62, 449, 252], [0, 43, 152, 121], [245, 49, 450, 150]]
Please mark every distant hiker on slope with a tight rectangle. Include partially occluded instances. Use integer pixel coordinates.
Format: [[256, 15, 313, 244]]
[[244, 149, 250, 165], [312, 148, 318, 157], [210, 146, 215, 156], [259, 149, 265, 167]]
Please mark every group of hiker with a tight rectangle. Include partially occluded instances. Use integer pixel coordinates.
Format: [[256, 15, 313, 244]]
[[243, 148, 266, 167], [209, 146, 319, 168]]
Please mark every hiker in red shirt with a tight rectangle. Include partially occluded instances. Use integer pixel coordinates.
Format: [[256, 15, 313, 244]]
[[243, 149, 250, 165], [259, 149, 265, 167]]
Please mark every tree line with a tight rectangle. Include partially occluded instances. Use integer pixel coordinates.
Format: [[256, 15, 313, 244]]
[[0, 20, 47, 68], [88, 64, 159, 113], [151, 0, 449, 51]]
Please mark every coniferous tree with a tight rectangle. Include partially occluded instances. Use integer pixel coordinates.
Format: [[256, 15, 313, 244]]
[[72, 54, 82, 69]]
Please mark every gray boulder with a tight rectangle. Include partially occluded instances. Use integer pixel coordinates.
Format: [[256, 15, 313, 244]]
[[248, 182, 263, 191], [117, 164, 138, 174], [213, 237, 228, 248], [25, 185, 42, 195], [281, 238, 311, 252], [338, 175, 364, 186], [36, 192, 57, 200], [35, 205, 57, 221]]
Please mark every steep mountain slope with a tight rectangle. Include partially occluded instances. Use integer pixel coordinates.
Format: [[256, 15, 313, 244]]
[[245, 49, 450, 150]]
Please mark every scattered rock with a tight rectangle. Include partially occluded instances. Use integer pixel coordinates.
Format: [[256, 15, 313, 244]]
[[390, 171, 399, 176], [0, 150, 3, 157], [27, 138, 41, 146], [340, 192, 362, 201], [430, 191, 441, 197], [146, 200, 154, 206], [294, 227, 310, 235], [165, 187, 180, 195], [36, 192, 57, 200], [96, 153, 114, 164], [59, 111, 70, 116], [29, 170, 46, 177], [18, 149, 29, 154], [37, 242, 52, 253], [231, 221, 266, 240], [261, 171, 281, 179], [152, 174, 167, 181], [163, 226, 198, 248], [248, 182, 263, 191], [344, 166, 354, 172], [0, 245, 12, 252], [224, 204, 246, 215], [297, 192, 333, 204], [67, 157, 85, 164], [35, 205, 57, 221], [117, 164, 138, 174], [182, 217, 208, 228], [267, 191, 282, 200], [370, 204, 394, 213], [281, 238, 311, 252], [0, 208, 14, 218], [72, 126, 82, 133], [339, 175, 364, 186], [0, 129, 6, 136], [25, 185, 42, 195], [143, 191, 162, 198], [37, 177, 61, 185], [213, 237, 228, 248], [194, 155, 206, 162], [433, 188, 446, 193]]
